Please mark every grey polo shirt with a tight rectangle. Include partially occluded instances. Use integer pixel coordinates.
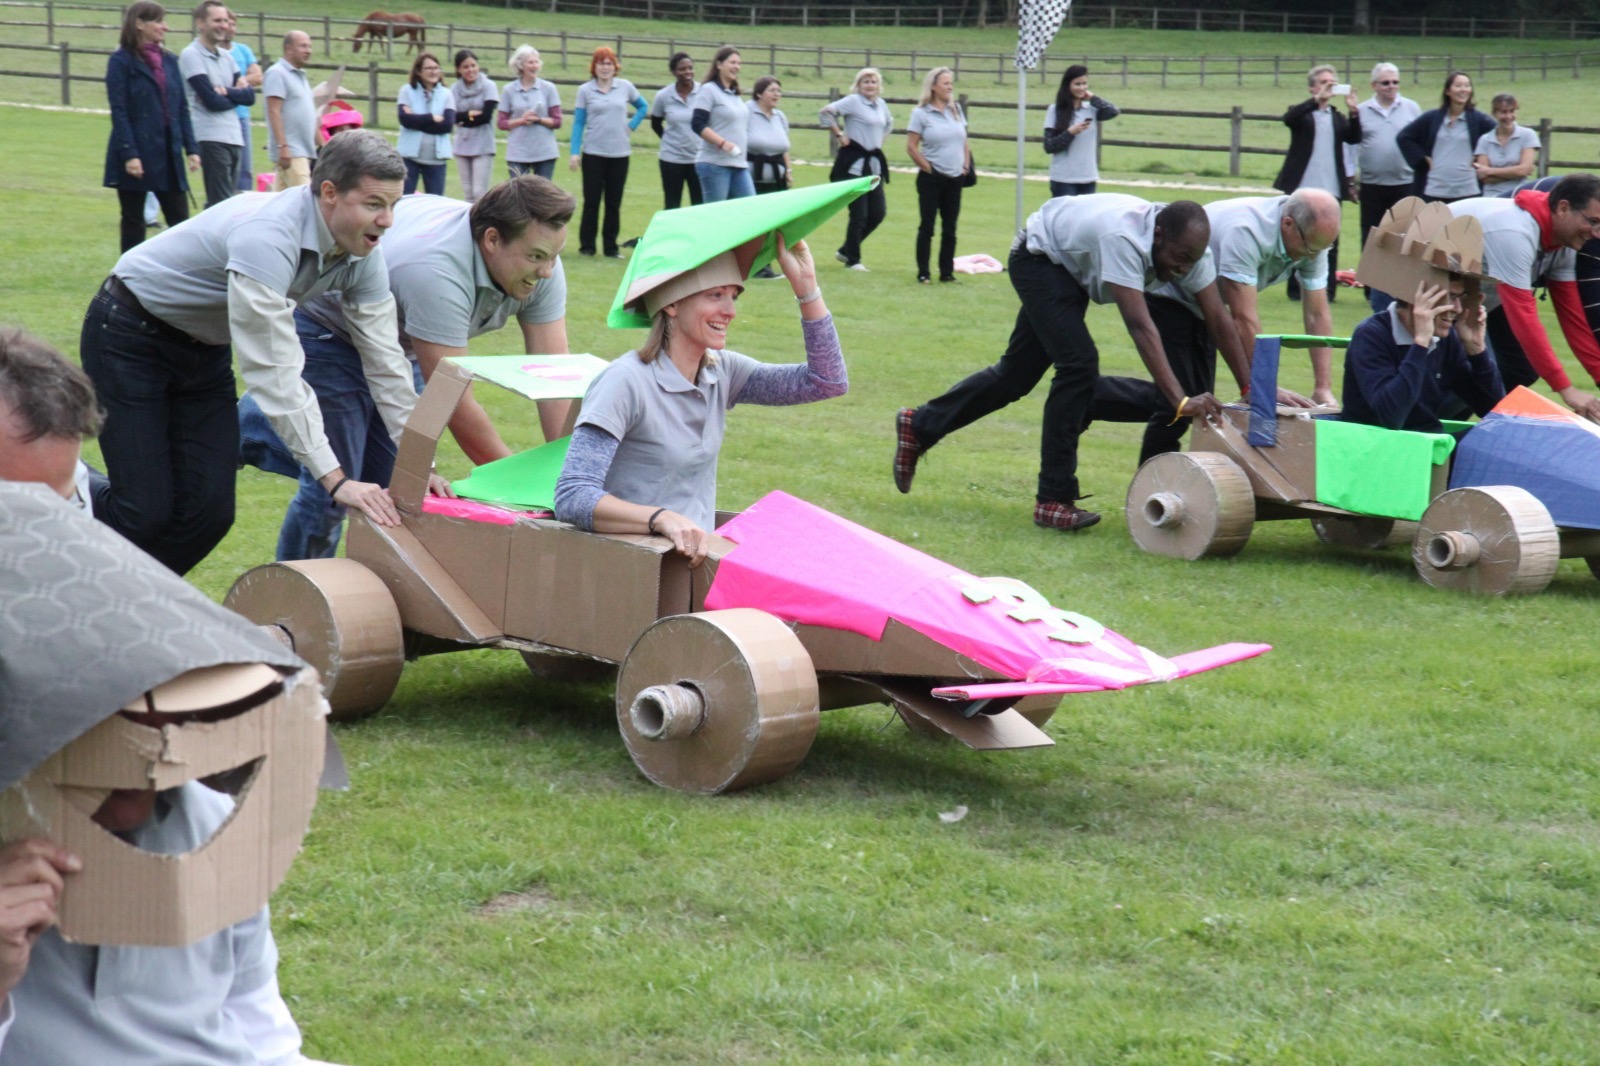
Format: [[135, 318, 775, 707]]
[[1149, 195, 1328, 314], [573, 78, 643, 158], [651, 83, 701, 164], [114, 185, 390, 345], [301, 194, 566, 358], [693, 81, 750, 168], [745, 102, 791, 157], [819, 93, 892, 151], [1, 784, 281, 1066], [502, 77, 561, 163], [1449, 196, 1559, 310], [450, 75, 499, 157], [1426, 114, 1479, 198], [908, 103, 967, 178], [1044, 101, 1100, 184], [574, 348, 762, 530], [1023, 193, 1215, 305], [179, 38, 243, 145], [263, 58, 317, 159], [1474, 124, 1540, 197], [1356, 95, 1421, 185]]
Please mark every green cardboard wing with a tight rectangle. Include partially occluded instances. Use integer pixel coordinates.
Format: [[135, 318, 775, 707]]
[[607, 176, 878, 329], [452, 435, 572, 510], [448, 354, 609, 402]]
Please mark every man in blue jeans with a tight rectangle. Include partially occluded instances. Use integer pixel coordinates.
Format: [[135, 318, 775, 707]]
[[240, 175, 575, 560]]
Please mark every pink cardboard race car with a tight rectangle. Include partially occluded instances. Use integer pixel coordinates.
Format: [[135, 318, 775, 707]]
[[227, 358, 1268, 793]]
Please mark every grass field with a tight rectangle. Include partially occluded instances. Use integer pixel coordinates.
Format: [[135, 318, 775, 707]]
[[6, 49, 1600, 1065]]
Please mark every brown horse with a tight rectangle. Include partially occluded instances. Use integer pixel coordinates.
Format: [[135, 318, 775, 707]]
[[351, 11, 426, 54]]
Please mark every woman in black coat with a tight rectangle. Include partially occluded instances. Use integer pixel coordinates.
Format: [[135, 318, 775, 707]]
[[105, 1, 199, 252]]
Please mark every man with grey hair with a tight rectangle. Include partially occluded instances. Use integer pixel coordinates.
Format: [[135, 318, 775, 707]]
[[265, 30, 317, 189], [79, 129, 444, 574], [180, 0, 255, 208], [1352, 62, 1422, 310], [1275, 63, 1360, 302]]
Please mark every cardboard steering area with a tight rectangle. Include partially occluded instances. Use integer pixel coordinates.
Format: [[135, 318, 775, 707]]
[[227, 357, 1270, 795]]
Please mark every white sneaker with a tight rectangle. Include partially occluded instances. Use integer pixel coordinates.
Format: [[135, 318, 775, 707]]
[[834, 250, 850, 265], [848, 262, 870, 272]]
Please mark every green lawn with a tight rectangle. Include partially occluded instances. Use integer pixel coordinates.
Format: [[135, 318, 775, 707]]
[[6, 78, 1600, 1065]]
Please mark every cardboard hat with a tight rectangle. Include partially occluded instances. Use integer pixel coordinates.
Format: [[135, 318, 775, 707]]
[[0, 483, 323, 946], [1355, 196, 1492, 300], [608, 176, 878, 329]]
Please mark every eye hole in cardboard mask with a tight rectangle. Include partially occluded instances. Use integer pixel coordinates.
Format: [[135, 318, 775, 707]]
[[0, 663, 327, 947]]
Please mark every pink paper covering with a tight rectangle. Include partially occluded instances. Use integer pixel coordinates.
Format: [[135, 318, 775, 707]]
[[421, 496, 550, 525], [708, 492, 1269, 690]]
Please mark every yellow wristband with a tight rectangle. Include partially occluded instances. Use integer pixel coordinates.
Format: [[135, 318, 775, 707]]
[[1168, 396, 1189, 426]]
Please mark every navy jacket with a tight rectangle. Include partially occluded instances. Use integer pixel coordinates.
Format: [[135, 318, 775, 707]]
[[1340, 310, 1504, 432], [103, 47, 199, 194], [1395, 107, 1495, 198]]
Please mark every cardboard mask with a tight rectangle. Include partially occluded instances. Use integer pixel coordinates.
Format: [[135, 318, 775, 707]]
[[0, 483, 321, 945]]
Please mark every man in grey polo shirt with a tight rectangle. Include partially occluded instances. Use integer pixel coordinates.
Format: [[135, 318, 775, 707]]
[[80, 130, 429, 574], [1353, 65, 1421, 263], [241, 175, 576, 560], [264, 30, 317, 190], [895, 194, 1225, 532], [180, 0, 255, 209]]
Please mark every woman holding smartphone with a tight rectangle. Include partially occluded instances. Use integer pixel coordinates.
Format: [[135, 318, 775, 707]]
[[1043, 64, 1118, 197]]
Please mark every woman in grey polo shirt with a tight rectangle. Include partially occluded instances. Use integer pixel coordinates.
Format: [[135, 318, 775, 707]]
[[568, 47, 647, 258], [819, 68, 892, 270], [500, 45, 561, 180], [553, 236, 846, 565], [906, 67, 970, 284], [650, 52, 702, 208], [1396, 71, 1494, 203], [1043, 64, 1119, 197], [1474, 93, 1539, 198], [746, 76, 792, 196], [692, 46, 753, 202]]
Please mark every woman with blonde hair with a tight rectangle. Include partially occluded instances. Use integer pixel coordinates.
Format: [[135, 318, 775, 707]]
[[819, 67, 892, 270], [568, 46, 648, 257], [500, 44, 561, 179], [906, 66, 970, 284]]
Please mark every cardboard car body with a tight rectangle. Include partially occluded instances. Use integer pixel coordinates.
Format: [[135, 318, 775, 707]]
[[1124, 335, 1600, 597], [227, 359, 1269, 793]]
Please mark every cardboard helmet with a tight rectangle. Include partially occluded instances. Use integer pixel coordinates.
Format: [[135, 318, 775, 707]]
[[1355, 196, 1492, 301], [0, 484, 325, 946], [609, 176, 879, 328]]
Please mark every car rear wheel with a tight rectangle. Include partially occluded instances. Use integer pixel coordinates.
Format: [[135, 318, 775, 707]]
[[1125, 452, 1255, 560], [616, 609, 819, 794], [225, 559, 405, 720]]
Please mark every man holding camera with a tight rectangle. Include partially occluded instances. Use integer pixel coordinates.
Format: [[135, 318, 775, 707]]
[[1276, 64, 1361, 301]]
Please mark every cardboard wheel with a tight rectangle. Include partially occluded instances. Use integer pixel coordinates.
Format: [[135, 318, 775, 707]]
[[1412, 486, 1559, 595], [224, 560, 404, 720], [616, 609, 819, 794], [519, 650, 617, 684], [1125, 452, 1255, 560], [1310, 514, 1397, 550]]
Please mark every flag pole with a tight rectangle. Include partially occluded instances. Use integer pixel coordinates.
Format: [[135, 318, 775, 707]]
[[1015, 68, 1027, 232]]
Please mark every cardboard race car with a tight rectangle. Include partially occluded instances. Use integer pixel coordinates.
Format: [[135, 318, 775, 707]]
[[1124, 198, 1600, 596], [1124, 345, 1600, 596], [227, 357, 1268, 794]]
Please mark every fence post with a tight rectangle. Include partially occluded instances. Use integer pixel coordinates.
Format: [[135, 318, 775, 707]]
[[59, 41, 70, 107], [446, 23, 454, 59], [770, 43, 776, 71], [1273, 55, 1280, 87], [384, 19, 393, 61], [1413, 55, 1420, 85], [256, 11, 264, 55], [1120, 55, 1128, 87], [368, 60, 379, 129], [1344, 55, 1350, 83], [749, 5, 756, 26], [816, 46, 822, 79], [1536, 117, 1551, 178], [1575, 52, 1581, 80], [954, 52, 961, 80], [1198, 55, 1205, 87], [1161, 56, 1167, 89], [1230, 105, 1242, 177], [1478, 54, 1485, 81], [1510, 54, 1516, 82], [46, 0, 54, 45], [1236, 56, 1242, 86], [911, 50, 917, 80], [560, 31, 567, 70], [1540, 53, 1546, 80], [323, 15, 331, 57], [803, 6, 808, 28]]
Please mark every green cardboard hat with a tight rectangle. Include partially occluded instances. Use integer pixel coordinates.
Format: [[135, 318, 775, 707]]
[[608, 176, 878, 329]]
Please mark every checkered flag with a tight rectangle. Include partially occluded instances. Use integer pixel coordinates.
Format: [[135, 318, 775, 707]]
[[1015, 0, 1072, 71]]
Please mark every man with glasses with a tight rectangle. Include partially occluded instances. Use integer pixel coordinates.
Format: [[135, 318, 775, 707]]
[[1352, 63, 1422, 310], [1449, 173, 1600, 421], [1275, 64, 1361, 303]]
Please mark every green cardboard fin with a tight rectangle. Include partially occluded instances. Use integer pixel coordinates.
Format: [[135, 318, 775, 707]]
[[1314, 419, 1455, 521], [453, 436, 572, 511]]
